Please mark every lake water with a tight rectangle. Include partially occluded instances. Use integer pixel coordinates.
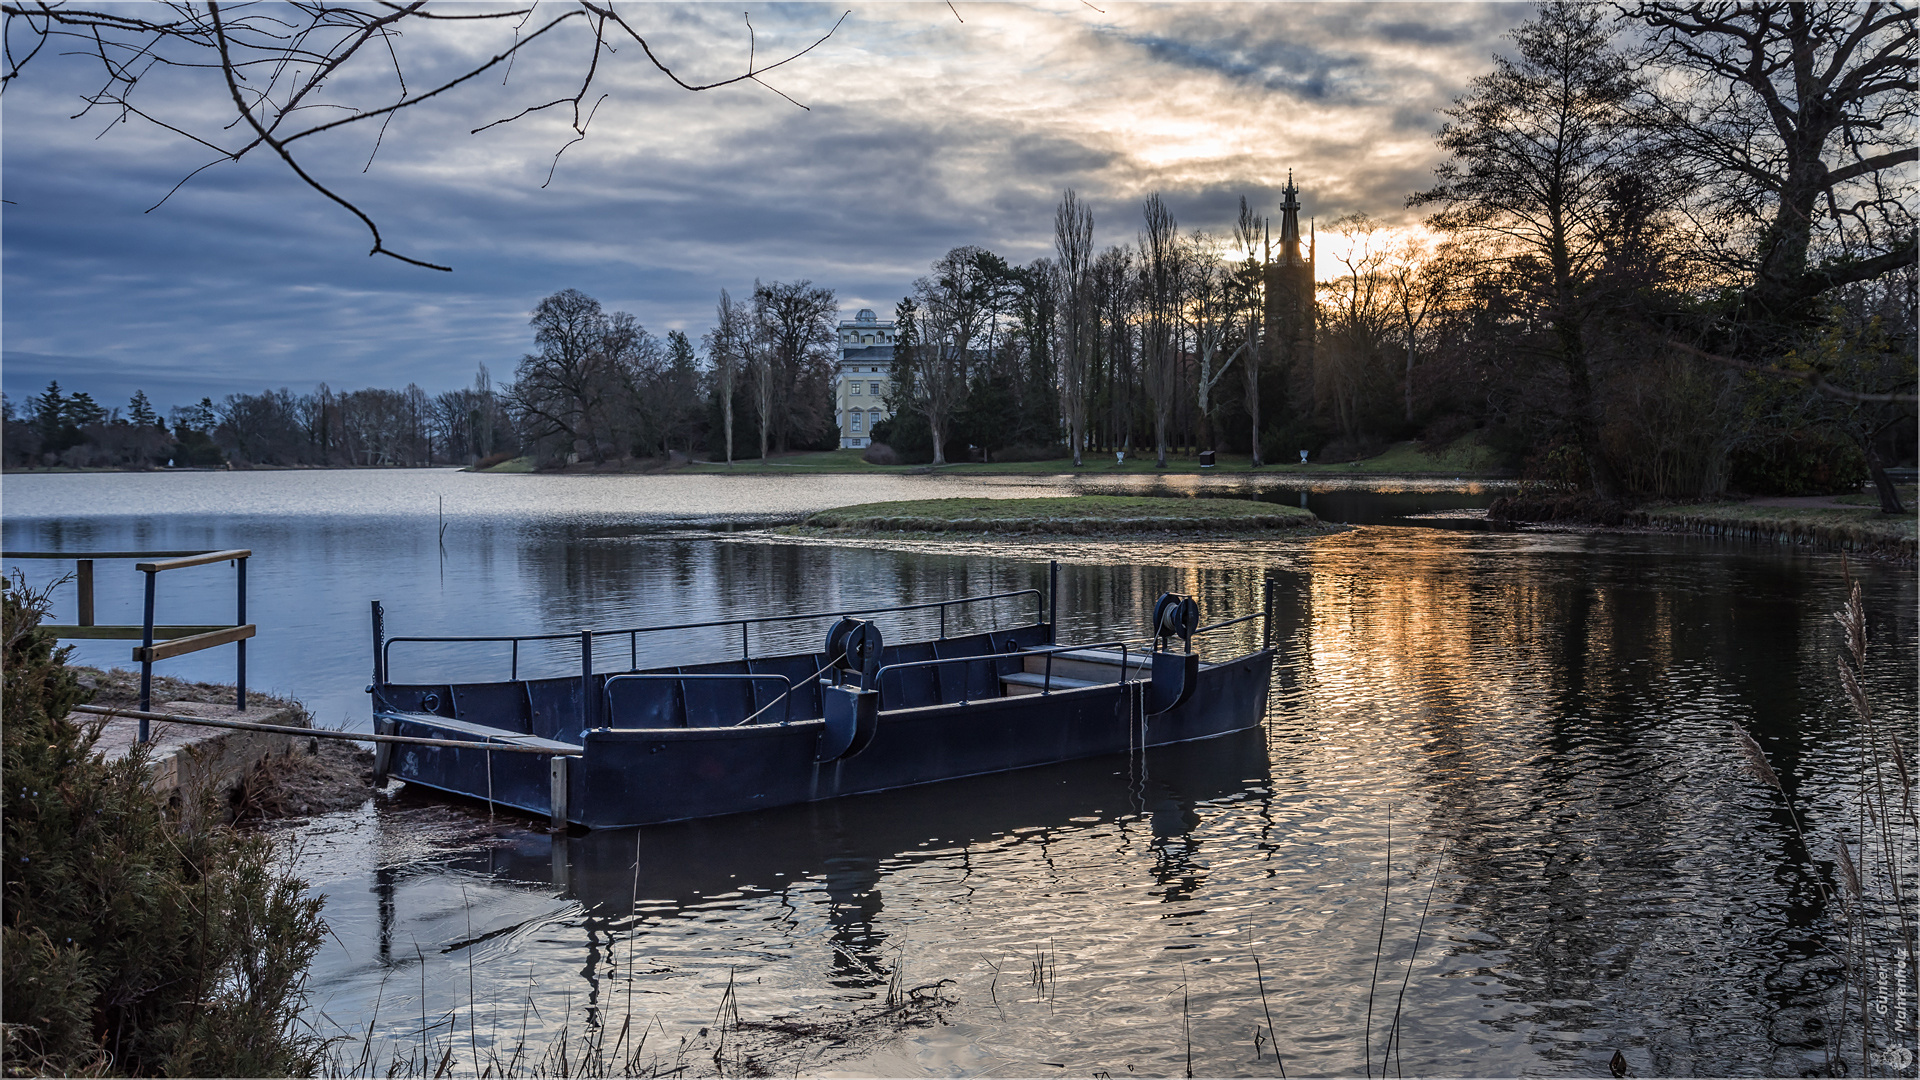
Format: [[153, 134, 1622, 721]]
[[3, 469, 1913, 1077]]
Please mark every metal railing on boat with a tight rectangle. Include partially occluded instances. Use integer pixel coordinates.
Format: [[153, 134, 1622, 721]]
[[378, 587, 1047, 684], [872, 640, 1136, 704]]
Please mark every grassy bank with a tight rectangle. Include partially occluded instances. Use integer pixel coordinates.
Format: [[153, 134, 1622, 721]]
[[795, 495, 1319, 536], [474, 438, 1507, 478], [1635, 500, 1917, 560]]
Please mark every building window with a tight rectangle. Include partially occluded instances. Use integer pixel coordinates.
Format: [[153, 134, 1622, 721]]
[[869, 409, 881, 428], [850, 382, 861, 396], [852, 412, 864, 431], [869, 382, 880, 396]]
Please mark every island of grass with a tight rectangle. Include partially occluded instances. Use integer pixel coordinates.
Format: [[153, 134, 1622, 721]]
[[797, 495, 1320, 536]]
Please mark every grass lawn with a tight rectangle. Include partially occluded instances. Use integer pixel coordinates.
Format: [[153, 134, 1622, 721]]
[[476, 455, 536, 473], [647, 436, 1507, 478], [1831, 485, 1919, 509], [1641, 499, 1917, 542], [800, 495, 1319, 534]]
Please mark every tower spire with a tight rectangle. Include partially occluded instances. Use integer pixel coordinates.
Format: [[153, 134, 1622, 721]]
[[1278, 170, 1303, 265]]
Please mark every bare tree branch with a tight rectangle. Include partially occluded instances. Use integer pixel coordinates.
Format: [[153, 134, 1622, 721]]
[[2, 1, 845, 270], [1669, 339, 1919, 403]]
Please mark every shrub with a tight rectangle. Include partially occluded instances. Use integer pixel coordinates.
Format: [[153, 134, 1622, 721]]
[[1728, 429, 1868, 496], [988, 443, 1065, 463], [862, 442, 900, 466], [1258, 416, 1330, 464], [1, 577, 326, 1077]]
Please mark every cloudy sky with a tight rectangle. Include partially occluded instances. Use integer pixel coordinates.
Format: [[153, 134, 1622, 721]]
[[2, 2, 1527, 414]]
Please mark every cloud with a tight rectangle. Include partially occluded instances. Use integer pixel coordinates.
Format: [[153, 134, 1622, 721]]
[[2, 2, 1524, 410]]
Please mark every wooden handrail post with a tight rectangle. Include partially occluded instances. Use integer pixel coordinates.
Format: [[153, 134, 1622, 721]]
[[76, 560, 94, 627]]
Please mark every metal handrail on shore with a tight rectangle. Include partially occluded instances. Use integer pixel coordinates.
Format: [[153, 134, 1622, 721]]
[[7, 548, 256, 739], [71, 704, 583, 756]]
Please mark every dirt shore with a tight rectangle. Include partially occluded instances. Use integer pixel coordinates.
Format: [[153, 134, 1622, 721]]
[[73, 666, 378, 822]]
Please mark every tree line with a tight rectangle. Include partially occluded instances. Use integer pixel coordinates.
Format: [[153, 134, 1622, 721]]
[[880, 0, 1914, 502], [7, 2, 1910, 505]]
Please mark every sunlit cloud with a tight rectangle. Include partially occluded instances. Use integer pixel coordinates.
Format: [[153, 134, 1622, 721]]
[[2, 2, 1526, 412]]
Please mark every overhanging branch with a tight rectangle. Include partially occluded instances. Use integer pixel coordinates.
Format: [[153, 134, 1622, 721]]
[[1670, 340, 1918, 404]]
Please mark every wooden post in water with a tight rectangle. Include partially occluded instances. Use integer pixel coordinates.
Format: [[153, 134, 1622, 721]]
[[549, 756, 569, 830]]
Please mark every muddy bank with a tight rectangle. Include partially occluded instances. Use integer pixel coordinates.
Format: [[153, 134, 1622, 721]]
[[73, 666, 378, 822]]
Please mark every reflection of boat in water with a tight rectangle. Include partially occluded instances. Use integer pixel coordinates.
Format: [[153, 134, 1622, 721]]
[[363, 728, 1271, 997], [432, 725, 1273, 914], [369, 571, 1274, 829]]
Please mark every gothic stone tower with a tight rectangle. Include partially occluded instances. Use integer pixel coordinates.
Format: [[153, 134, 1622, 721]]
[[1263, 173, 1315, 400]]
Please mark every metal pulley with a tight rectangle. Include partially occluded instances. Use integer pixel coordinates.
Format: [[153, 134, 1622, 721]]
[[1151, 592, 1199, 653], [823, 616, 884, 690]]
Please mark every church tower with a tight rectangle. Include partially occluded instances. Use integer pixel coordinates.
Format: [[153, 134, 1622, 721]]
[[1263, 172, 1315, 390]]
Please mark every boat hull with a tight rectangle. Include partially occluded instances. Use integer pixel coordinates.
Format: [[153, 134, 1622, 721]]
[[381, 649, 1271, 829]]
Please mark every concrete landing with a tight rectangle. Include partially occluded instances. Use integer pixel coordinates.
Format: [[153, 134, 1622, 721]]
[[84, 700, 311, 805]]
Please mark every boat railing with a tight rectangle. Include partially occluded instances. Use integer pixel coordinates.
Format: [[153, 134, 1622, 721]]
[[378, 587, 1046, 685], [1192, 610, 1269, 638], [873, 640, 1133, 705], [599, 672, 800, 730], [1113, 581, 1278, 654]]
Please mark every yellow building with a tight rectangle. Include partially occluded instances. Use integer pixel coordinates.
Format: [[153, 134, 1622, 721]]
[[836, 308, 895, 449]]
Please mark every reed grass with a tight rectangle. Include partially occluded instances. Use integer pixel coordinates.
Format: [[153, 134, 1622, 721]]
[[318, 943, 957, 1078], [1721, 576, 1917, 1076]]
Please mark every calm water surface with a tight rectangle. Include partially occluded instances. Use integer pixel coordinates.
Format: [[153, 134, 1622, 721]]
[[4, 470, 1912, 1077]]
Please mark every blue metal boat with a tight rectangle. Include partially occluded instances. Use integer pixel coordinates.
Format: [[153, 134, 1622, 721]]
[[368, 569, 1274, 830]]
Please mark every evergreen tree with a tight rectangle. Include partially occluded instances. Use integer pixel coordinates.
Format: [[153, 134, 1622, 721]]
[[1, 577, 326, 1076], [64, 391, 108, 429], [127, 390, 159, 429], [29, 382, 67, 448]]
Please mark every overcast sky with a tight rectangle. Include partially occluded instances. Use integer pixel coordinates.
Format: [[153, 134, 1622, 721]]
[[2, 2, 1528, 414]]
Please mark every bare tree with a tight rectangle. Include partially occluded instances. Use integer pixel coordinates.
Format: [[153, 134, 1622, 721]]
[[1091, 244, 1140, 454], [1633, 0, 1917, 509], [1413, 0, 1641, 496], [1054, 189, 1095, 467], [748, 279, 836, 462], [511, 287, 640, 464], [1182, 230, 1246, 453], [899, 248, 993, 466], [1138, 194, 1183, 469], [0, 3, 844, 270], [1232, 197, 1267, 466], [703, 289, 749, 465], [1383, 236, 1456, 424], [1317, 213, 1396, 443]]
